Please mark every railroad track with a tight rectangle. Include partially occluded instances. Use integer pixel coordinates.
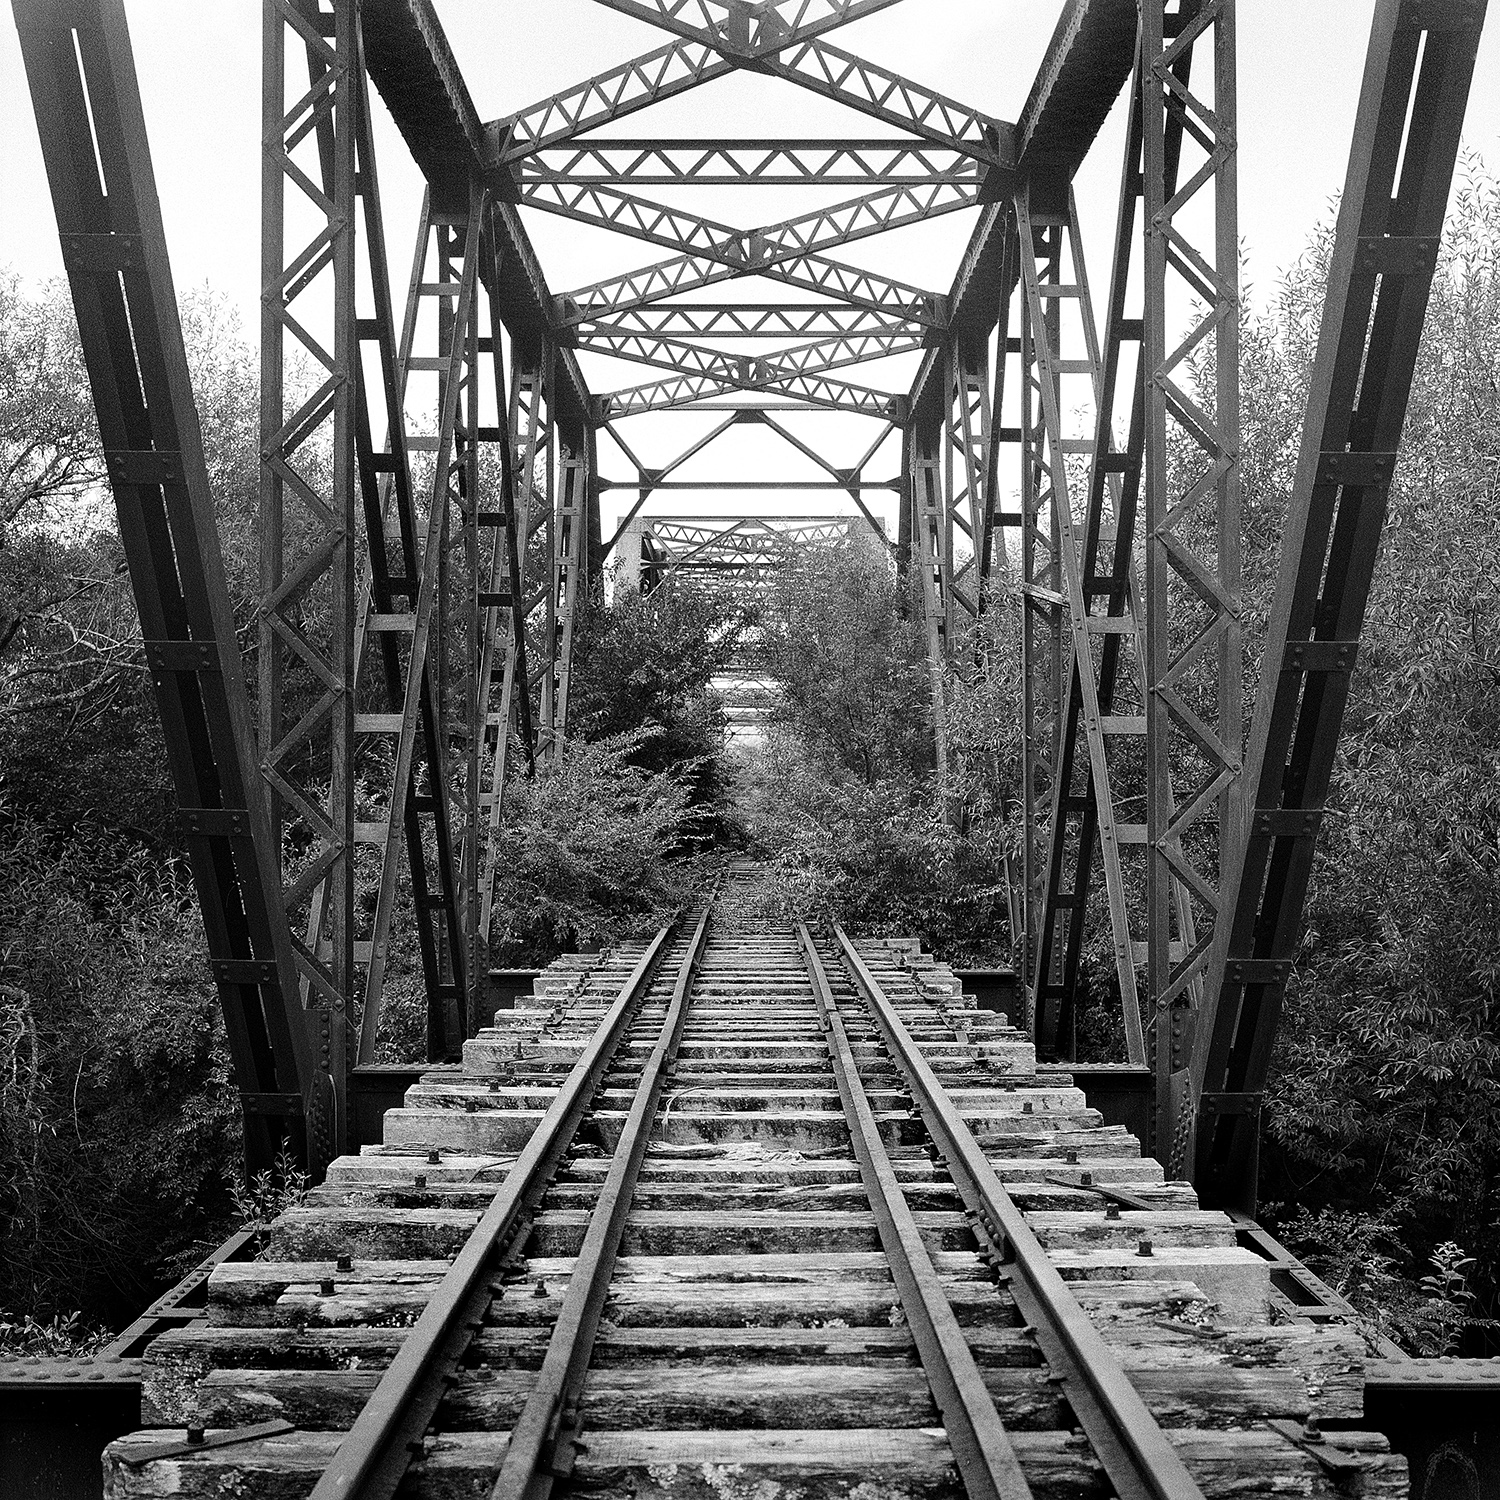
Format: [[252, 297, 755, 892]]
[[106, 867, 1406, 1499]]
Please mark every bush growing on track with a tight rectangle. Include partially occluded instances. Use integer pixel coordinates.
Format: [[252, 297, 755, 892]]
[[486, 732, 714, 968]]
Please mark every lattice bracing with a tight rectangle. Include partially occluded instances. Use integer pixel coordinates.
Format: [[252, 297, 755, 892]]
[[519, 139, 982, 186], [547, 181, 968, 324]]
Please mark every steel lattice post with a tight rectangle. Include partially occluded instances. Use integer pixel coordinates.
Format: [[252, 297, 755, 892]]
[[1018, 204, 1064, 1024], [15, 0, 327, 1175], [260, 0, 356, 1142], [346, 196, 477, 1065], [1142, 0, 1242, 1152], [942, 335, 990, 620], [1017, 188, 1147, 1065], [1191, 0, 1487, 1207], [477, 340, 552, 940], [909, 411, 952, 783], [546, 422, 591, 750]]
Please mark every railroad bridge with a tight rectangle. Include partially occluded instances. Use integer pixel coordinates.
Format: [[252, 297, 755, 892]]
[[3, 1, 1497, 1497]]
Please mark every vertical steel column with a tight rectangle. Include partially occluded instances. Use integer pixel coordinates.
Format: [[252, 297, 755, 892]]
[[512, 344, 557, 752], [548, 421, 590, 750], [477, 342, 550, 942], [260, 0, 356, 1143], [349, 194, 478, 1064], [14, 0, 325, 1173], [1018, 188, 1146, 1065], [982, 216, 1023, 595], [1191, 0, 1487, 1207], [1018, 202, 1064, 1021], [909, 408, 951, 782], [945, 333, 992, 615], [1142, 0, 1241, 1145]]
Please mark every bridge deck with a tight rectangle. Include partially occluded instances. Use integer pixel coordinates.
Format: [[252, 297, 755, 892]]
[[104, 868, 1404, 1498]]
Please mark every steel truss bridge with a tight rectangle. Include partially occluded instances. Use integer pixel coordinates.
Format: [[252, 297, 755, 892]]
[[10, 0, 1490, 1220]]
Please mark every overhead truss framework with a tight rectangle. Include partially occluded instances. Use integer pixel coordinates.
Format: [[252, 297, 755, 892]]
[[14, 0, 1488, 1206]]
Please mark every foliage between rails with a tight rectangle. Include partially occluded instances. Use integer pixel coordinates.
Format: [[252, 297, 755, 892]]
[[0, 805, 242, 1326], [737, 736, 1011, 966], [486, 733, 713, 968], [758, 537, 935, 785], [566, 582, 750, 833], [739, 539, 1012, 964]]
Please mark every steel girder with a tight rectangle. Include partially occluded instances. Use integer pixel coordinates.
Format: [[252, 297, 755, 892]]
[[906, 413, 952, 783], [496, 0, 1012, 167], [580, 326, 925, 391], [1190, 0, 1488, 1209], [259, 0, 360, 1139], [627, 514, 877, 598], [1026, 27, 1206, 1073], [580, 304, 923, 340], [263, 1, 472, 1094], [1016, 187, 1147, 1066], [518, 139, 982, 187], [14, 0, 328, 1175], [599, 413, 899, 557], [349, 192, 477, 1065], [550, 183, 956, 328], [597, 366, 905, 419], [1142, 0, 1242, 1153]]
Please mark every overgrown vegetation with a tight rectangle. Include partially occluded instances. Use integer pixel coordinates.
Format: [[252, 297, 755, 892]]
[[736, 538, 1013, 964], [1247, 161, 1500, 1352], [3, 157, 1499, 1355]]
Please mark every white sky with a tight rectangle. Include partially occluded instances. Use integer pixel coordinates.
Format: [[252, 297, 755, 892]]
[[2, 1, 1497, 544]]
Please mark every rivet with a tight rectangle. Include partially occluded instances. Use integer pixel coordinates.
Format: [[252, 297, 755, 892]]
[[1136, 1239, 1154, 1258], [320, 1278, 336, 1295], [186, 1427, 206, 1446], [414, 1174, 427, 1190], [1106, 1204, 1121, 1220], [336, 1255, 353, 1272], [1080, 1171, 1092, 1185], [1065, 1149, 1078, 1164], [428, 1149, 441, 1164], [533, 1279, 550, 1299]]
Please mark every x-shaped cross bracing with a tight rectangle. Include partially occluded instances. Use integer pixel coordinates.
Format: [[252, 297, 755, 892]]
[[494, 0, 1011, 167]]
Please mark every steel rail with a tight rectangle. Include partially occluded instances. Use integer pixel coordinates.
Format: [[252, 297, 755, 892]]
[[795, 925, 1031, 1500], [830, 927, 1204, 1500], [309, 920, 681, 1500], [493, 902, 716, 1500]]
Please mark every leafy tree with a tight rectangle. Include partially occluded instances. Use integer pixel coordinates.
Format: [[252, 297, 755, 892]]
[[759, 537, 934, 786], [566, 581, 748, 831], [1239, 159, 1500, 1347], [486, 733, 711, 966]]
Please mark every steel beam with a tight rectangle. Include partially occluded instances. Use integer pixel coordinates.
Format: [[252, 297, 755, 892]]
[[497, 1, 1012, 167], [908, 411, 952, 781], [1190, 0, 1488, 1209], [1016, 189, 1145, 1065], [1142, 0, 1241, 1149], [13, 0, 328, 1174], [259, 0, 358, 1140], [579, 327, 925, 391], [580, 303, 923, 340], [518, 138, 984, 186], [347, 183, 477, 1066], [598, 366, 905, 420], [551, 183, 957, 327]]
